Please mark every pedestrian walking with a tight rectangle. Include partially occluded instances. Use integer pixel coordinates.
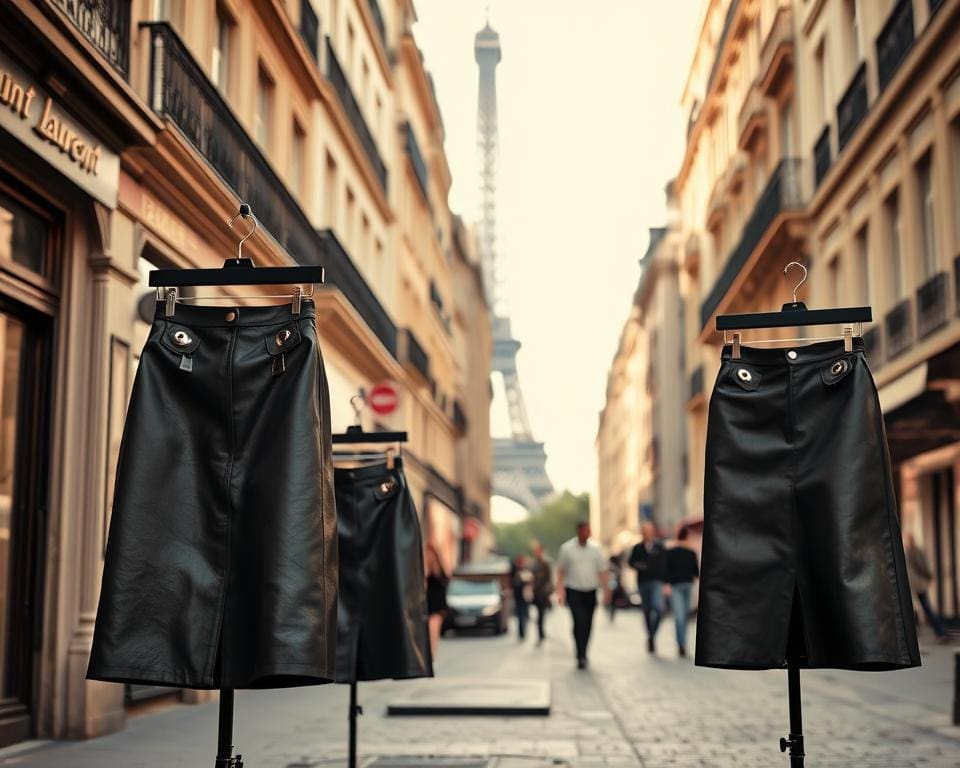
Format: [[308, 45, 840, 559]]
[[556, 521, 607, 669], [904, 532, 950, 643], [511, 554, 532, 641], [530, 540, 554, 645], [664, 526, 699, 658], [425, 543, 450, 661], [629, 521, 666, 654]]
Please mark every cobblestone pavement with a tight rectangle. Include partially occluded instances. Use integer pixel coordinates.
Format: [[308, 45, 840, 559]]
[[3, 610, 958, 767]]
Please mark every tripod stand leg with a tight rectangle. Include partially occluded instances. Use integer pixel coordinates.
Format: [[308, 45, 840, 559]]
[[779, 663, 805, 767], [216, 688, 243, 767]]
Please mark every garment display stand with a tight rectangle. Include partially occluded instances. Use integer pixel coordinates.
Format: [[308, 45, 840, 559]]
[[332, 395, 408, 768], [150, 204, 326, 768], [716, 261, 872, 767]]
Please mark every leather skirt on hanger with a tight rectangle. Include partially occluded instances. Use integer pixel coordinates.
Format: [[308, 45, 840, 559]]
[[334, 458, 432, 683], [87, 301, 338, 689], [696, 339, 920, 671]]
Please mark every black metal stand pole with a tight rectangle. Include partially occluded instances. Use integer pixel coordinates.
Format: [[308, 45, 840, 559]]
[[953, 652, 959, 726], [779, 662, 805, 767], [348, 682, 361, 768], [215, 688, 243, 767]]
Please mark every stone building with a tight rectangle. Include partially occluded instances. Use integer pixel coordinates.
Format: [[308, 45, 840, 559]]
[[0, 0, 490, 745]]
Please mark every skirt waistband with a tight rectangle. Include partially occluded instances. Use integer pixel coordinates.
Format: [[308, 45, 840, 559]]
[[721, 337, 865, 366], [154, 299, 316, 327]]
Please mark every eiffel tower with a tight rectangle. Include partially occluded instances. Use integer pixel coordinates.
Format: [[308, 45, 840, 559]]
[[475, 20, 553, 514]]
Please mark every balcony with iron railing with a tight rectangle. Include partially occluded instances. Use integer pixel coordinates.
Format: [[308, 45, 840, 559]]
[[319, 229, 398, 357], [813, 126, 831, 188], [758, 2, 794, 96], [325, 37, 388, 192], [700, 158, 805, 329], [877, 0, 915, 92], [299, 0, 320, 61], [400, 328, 430, 382], [885, 298, 913, 360], [916, 271, 949, 339], [52, 0, 131, 77], [145, 22, 317, 268], [837, 63, 868, 152]]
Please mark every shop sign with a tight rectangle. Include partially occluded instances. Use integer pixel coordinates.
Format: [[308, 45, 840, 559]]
[[0, 49, 119, 207]]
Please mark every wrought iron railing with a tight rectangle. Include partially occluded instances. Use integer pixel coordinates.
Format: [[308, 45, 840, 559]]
[[837, 63, 868, 152], [884, 298, 913, 359], [700, 158, 805, 328], [863, 326, 882, 365], [916, 271, 948, 339], [401, 328, 430, 381], [319, 229, 397, 357], [145, 23, 316, 267], [813, 126, 831, 188], [367, 0, 386, 47], [405, 122, 429, 200], [876, 0, 915, 92], [52, 0, 131, 77], [299, 0, 320, 60], [325, 37, 388, 192], [689, 365, 704, 402]]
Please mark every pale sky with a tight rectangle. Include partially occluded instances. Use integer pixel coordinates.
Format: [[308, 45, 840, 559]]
[[413, 1, 703, 509]]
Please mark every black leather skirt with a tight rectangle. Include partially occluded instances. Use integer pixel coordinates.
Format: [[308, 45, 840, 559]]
[[334, 459, 432, 683], [87, 301, 337, 689], [696, 339, 920, 671]]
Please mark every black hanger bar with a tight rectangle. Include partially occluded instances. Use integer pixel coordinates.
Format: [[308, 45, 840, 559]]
[[717, 303, 872, 331], [332, 425, 408, 444], [149, 262, 325, 288]]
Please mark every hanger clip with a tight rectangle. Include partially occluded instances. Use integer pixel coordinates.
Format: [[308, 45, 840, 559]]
[[843, 326, 853, 352], [292, 286, 302, 315], [165, 287, 178, 317]]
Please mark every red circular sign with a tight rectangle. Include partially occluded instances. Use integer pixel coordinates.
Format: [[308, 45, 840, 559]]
[[368, 381, 399, 415]]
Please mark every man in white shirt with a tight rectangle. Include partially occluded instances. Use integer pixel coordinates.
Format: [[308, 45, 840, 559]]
[[556, 521, 608, 669]]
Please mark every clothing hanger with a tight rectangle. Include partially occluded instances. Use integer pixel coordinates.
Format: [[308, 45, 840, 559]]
[[149, 203, 326, 317], [332, 394, 408, 469], [716, 261, 872, 359]]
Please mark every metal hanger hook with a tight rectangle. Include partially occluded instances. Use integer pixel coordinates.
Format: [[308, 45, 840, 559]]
[[350, 393, 366, 426], [783, 261, 807, 303], [227, 207, 258, 260]]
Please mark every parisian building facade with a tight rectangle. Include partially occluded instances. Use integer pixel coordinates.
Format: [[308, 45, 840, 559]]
[[597, 0, 960, 629], [0, 0, 491, 746]]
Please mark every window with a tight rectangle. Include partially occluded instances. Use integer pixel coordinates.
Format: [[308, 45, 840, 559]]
[[345, 186, 356, 246], [884, 190, 904, 303], [324, 152, 337, 225], [361, 57, 370, 109], [346, 21, 356, 75], [854, 225, 870, 305], [254, 64, 274, 149], [916, 153, 938, 280], [291, 120, 306, 198], [212, 5, 233, 95], [361, 213, 370, 260], [0, 188, 48, 275]]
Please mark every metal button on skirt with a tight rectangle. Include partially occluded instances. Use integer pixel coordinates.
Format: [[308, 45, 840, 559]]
[[695, 339, 921, 671], [334, 459, 432, 683], [87, 300, 337, 689]]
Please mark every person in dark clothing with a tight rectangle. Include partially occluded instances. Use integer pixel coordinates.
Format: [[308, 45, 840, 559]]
[[905, 532, 950, 642], [425, 543, 449, 661], [530, 541, 554, 645], [511, 554, 531, 641], [607, 554, 627, 623], [629, 521, 666, 653], [664, 526, 700, 657]]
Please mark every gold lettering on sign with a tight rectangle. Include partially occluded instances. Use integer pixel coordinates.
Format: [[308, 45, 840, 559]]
[[0, 72, 35, 118], [142, 194, 199, 254], [34, 96, 101, 174]]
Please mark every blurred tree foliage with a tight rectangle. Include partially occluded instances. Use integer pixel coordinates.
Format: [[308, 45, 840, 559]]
[[493, 490, 589, 560]]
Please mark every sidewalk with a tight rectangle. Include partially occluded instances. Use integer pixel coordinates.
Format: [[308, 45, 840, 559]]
[[2, 611, 958, 767]]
